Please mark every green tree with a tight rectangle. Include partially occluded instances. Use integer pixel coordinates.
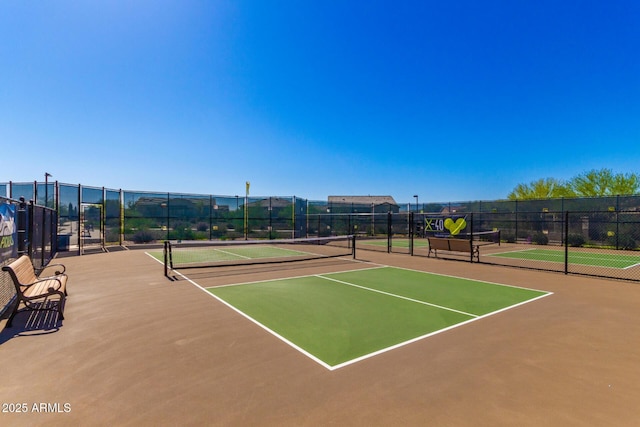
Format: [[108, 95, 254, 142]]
[[508, 178, 572, 200], [568, 168, 640, 196]]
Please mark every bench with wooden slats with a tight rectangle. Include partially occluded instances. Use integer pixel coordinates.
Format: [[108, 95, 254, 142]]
[[427, 237, 479, 262], [2, 255, 68, 327]]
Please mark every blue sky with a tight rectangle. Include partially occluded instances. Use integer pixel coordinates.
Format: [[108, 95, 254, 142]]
[[2, 1, 639, 203]]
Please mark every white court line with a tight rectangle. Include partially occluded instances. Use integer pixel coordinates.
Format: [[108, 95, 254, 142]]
[[330, 291, 552, 370], [486, 248, 640, 269], [485, 248, 539, 256], [144, 251, 334, 369], [213, 248, 252, 259], [146, 252, 553, 371], [355, 263, 553, 294], [315, 274, 479, 318], [208, 265, 387, 289]]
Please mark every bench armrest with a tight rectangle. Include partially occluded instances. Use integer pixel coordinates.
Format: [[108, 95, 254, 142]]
[[38, 263, 66, 276]]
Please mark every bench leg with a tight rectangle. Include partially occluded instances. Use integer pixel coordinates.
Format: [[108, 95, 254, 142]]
[[58, 298, 66, 320], [6, 306, 18, 328], [5, 297, 65, 328]]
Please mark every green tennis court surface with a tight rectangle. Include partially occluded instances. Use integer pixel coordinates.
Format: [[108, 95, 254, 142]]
[[206, 266, 551, 370], [168, 246, 310, 263], [487, 248, 640, 269]]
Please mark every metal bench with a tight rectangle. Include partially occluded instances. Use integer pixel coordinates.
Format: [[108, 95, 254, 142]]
[[2, 255, 68, 327], [427, 237, 479, 262]]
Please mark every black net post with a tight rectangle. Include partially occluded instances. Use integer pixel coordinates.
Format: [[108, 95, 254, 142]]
[[163, 240, 169, 277], [352, 234, 356, 259]]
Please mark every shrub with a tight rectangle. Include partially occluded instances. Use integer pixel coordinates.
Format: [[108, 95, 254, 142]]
[[609, 235, 637, 250], [567, 233, 585, 247], [532, 232, 549, 245], [105, 229, 120, 243], [172, 227, 195, 240], [169, 221, 196, 240], [502, 233, 516, 243], [132, 229, 155, 244]]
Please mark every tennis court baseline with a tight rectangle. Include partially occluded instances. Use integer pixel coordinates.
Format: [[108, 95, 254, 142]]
[[487, 248, 640, 269], [205, 266, 551, 370]]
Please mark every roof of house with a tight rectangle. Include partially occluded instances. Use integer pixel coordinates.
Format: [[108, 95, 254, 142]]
[[328, 196, 398, 206]]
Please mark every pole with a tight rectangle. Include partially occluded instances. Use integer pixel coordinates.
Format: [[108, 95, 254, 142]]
[[166, 193, 170, 241], [244, 181, 250, 240], [470, 212, 474, 262], [387, 211, 392, 253], [564, 211, 569, 275], [409, 212, 414, 256], [43, 173, 52, 266], [17, 197, 27, 257], [44, 173, 52, 208], [371, 203, 374, 237]]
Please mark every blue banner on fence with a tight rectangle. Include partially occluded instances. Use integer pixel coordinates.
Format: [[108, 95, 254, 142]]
[[0, 202, 17, 260]]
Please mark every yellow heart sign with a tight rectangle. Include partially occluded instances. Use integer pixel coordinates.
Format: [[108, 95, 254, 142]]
[[444, 217, 466, 236]]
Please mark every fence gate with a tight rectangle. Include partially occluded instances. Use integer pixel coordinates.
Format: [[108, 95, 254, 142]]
[[80, 203, 104, 254]]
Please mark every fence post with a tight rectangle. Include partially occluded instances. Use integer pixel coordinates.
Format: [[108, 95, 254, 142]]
[[166, 193, 170, 241], [17, 197, 27, 257], [616, 196, 620, 250], [409, 212, 414, 256], [41, 205, 46, 267], [27, 199, 34, 259], [515, 200, 518, 243], [470, 212, 474, 263], [52, 208, 58, 259], [209, 195, 213, 240], [564, 211, 569, 275], [291, 196, 294, 240], [387, 211, 392, 253]]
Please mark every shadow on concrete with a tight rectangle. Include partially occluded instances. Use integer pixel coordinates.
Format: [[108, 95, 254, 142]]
[[0, 301, 63, 344]]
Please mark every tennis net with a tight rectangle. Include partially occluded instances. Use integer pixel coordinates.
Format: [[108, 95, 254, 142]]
[[164, 235, 355, 274]]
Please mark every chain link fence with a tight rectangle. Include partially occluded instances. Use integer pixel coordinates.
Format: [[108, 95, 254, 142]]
[[334, 210, 640, 282], [0, 195, 58, 317], [3, 181, 640, 282]]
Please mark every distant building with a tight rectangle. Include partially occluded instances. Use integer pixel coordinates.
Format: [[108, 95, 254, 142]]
[[440, 204, 464, 214], [328, 196, 400, 213]]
